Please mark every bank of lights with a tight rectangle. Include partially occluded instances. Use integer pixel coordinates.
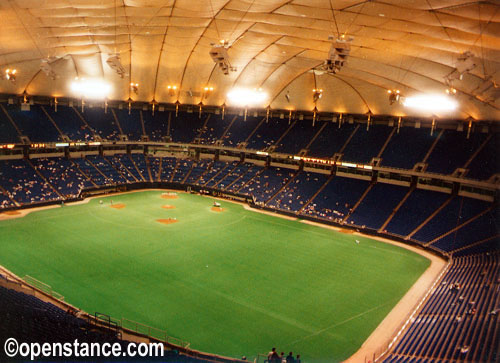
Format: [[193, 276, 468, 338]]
[[167, 85, 177, 96], [5, 69, 17, 82], [70, 78, 111, 99], [130, 82, 139, 94], [227, 88, 268, 106], [403, 94, 458, 112], [446, 87, 457, 95], [313, 88, 323, 102], [387, 89, 401, 105]]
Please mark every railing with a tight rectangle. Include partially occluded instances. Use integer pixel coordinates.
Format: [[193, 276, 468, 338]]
[[121, 318, 190, 348], [23, 275, 65, 301]]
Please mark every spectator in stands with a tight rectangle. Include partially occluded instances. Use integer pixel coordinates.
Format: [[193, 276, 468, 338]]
[[295, 354, 301, 363], [267, 347, 279, 362], [285, 351, 295, 363]]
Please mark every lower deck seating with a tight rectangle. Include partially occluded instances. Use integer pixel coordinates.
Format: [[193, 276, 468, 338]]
[[412, 196, 490, 244], [0, 159, 59, 205], [226, 164, 263, 192], [0, 192, 15, 209], [431, 209, 499, 254], [86, 155, 127, 185], [385, 189, 450, 237], [215, 163, 250, 190], [34, 157, 93, 198], [347, 183, 408, 230], [116, 154, 146, 181], [172, 159, 195, 183], [0, 156, 497, 256], [301, 176, 369, 223], [0, 284, 125, 348], [0, 282, 238, 362], [239, 167, 296, 203], [205, 161, 239, 188], [196, 161, 229, 186], [267, 172, 328, 212], [72, 157, 109, 186], [383, 253, 499, 363]]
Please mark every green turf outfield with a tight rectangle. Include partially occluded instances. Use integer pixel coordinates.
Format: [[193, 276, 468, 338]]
[[0, 191, 430, 362]]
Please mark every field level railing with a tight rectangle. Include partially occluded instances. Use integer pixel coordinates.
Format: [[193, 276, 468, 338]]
[[23, 275, 65, 301], [121, 317, 190, 348]]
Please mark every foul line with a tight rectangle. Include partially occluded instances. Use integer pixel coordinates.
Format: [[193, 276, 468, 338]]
[[288, 299, 397, 345]]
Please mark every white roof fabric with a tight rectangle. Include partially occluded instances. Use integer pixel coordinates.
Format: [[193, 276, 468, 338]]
[[0, 0, 498, 120]]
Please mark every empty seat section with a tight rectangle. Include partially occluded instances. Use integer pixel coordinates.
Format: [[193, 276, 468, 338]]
[[412, 196, 490, 244], [307, 122, 357, 158], [223, 115, 262, 147], [80, 107, 120, 140], [342, 125, 393, 163], [385, 189, 450, 236], [130, 154, 149, 179], [245, 117, 290, 151], [431, 209, 499, 252], [301, 176, 369, 222], [45, 105, 93, 141], [347, 183, 408, 229], [142, 111, 168, 141], [276, 120, 318, 155], [426, 130, 487, 175], [5, 104, 60, 142], [466, 133, 499, 180], [198, 114, 234, 145], [0, 105, 20, 143], [115, 108, 143, 141], [380, 127, 436, 169], [385, 254, 499, 362], [170, 112, 205, 143]]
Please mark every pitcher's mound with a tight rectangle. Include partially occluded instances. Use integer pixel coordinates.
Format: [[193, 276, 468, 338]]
[[3, 211, 21, 215], [156, 218, 178, 225], [211, 207, 225, 212], [161, 194, 178, 199], [110, 203, 126, 209], [162, 205, 176, 210]]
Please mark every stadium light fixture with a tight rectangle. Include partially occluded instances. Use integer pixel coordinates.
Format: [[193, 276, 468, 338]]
[[312, 88, 323, 102], [227, 88, 268, 107], [403, 94, 458, 112], [71, 78, 112, 99], [387, 89, 402, 105], [130, 82, 139, 94], [167, 85, 177, 96], [4, 68, 17, 82]]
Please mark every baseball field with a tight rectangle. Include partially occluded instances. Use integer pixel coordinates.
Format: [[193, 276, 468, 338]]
[[0, 191, 430, 362]]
